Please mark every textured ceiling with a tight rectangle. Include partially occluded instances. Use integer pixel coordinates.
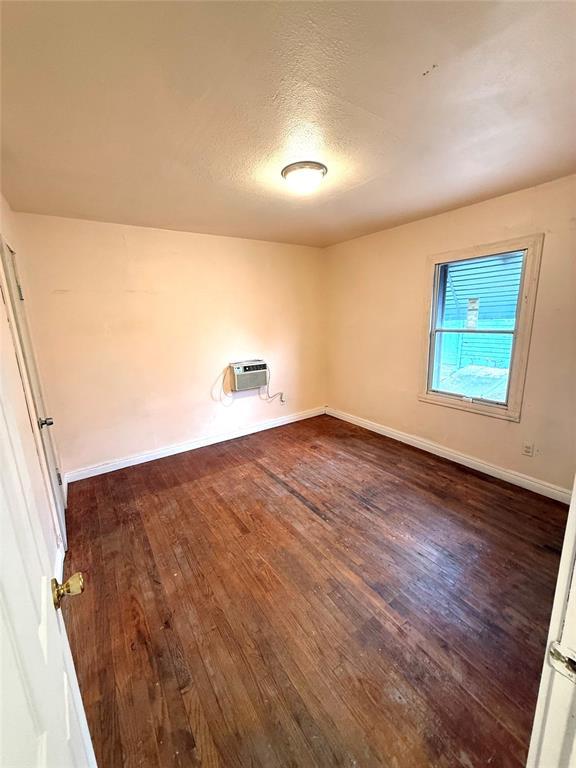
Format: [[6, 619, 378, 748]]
[[2, 1, 576, 247]]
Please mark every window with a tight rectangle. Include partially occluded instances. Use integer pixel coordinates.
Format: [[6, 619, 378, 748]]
[[420, 235, 543, 421]]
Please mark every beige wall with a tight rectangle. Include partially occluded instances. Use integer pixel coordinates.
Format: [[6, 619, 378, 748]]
[[325, 175, 576, 490], [5, 175, 576, 491], [10, 213, 325, 474], [1, 194, 20, 247]]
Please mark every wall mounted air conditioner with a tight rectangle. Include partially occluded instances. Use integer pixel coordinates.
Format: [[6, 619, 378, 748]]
[[229, 360, 268, 392]]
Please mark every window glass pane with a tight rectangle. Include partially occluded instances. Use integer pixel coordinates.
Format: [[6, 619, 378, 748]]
[[431, 331, 513, 403], [436, 250, 525, 331]]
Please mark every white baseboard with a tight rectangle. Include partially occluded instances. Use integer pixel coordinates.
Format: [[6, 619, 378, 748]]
[[326, 407, 572, 504], [63, 404, 571, 504], [64, 406, 326, 484]]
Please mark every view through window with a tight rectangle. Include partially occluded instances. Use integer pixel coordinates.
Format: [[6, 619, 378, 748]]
[[428, 250, 526, 404]]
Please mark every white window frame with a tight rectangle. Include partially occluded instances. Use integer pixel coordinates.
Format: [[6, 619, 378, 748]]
[[419, 234, 543, 422]]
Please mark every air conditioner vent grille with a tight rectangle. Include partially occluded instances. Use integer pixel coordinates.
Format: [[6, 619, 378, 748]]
[[229, 359, 268, 391]]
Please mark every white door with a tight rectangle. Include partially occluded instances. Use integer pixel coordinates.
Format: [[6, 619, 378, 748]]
[[0, 274, 96, 766], [528, 477, 576, 767], [0, 238, 67, 549]]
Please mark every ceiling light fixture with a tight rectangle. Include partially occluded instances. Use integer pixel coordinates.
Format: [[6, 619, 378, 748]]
[[281, 160, 327, 194]]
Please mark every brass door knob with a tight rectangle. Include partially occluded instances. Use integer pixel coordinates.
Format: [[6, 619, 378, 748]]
[[51, 572, 84, 609]]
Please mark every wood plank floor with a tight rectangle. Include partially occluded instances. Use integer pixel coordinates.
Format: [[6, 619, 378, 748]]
[[63, 415, 568, 768]]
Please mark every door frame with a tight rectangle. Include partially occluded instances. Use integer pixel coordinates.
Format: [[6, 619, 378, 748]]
[[1, 261, 97, 767], [0, 235, 67, 572], [528, 475, 576, 765]]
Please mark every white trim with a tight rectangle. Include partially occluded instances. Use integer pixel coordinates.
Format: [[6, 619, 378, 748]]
[[326, 407, 572, 504], [64, 403, 572, 504], [56, 615, 99, 768], [528, 476, 576, 765], [64, 407, 326, 484], [0, 237, 68, 548], [417, 390, 520, 421], [419, 233, 544, 422], [61, 476, 68, 506], [53, 543, 65, 582]]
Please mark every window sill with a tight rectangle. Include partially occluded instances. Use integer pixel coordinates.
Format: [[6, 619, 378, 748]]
[[418, 391, 521, 422]]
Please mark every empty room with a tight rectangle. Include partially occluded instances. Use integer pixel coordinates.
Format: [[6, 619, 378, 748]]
[[1, 1, 576, 767]]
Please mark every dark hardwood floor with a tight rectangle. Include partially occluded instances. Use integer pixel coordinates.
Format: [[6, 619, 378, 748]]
[[63, 415, 568, 768]]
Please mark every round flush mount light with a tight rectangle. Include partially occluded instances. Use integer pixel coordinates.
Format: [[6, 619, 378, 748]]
[[281, 160, 327, 194]]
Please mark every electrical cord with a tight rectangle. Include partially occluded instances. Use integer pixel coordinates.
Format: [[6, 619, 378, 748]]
[[262, 364, 286, 404]]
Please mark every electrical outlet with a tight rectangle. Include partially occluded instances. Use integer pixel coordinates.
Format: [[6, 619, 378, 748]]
[[521, 442, 534, 457]]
